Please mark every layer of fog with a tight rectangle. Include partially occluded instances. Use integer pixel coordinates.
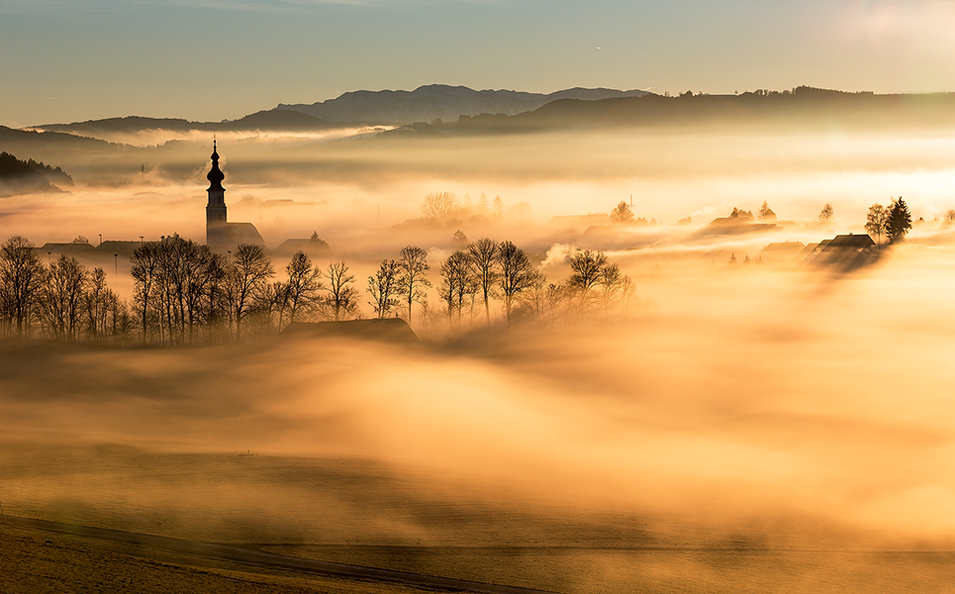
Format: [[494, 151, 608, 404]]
[[6, 126, 955, 250], [3, 125, 955, 593], [3, 239, 955, 556]]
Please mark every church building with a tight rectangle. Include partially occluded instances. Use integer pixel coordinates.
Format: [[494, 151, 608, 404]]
[[205, 141, 264, 253]]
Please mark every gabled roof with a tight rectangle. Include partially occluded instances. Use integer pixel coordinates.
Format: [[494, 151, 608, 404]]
[[826, 233, 875, 249]]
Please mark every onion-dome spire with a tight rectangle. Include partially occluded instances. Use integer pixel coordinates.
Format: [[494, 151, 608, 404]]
[[207, 139, 225, 192]]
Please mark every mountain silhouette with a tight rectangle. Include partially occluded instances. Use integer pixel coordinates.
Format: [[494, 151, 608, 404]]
[[275, 84, 651, 125], [437, 87, 955, 133], [35, 111, 336, 138]]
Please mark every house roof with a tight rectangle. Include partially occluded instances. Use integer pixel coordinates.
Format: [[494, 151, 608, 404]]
[[825, 233, 875, 249]]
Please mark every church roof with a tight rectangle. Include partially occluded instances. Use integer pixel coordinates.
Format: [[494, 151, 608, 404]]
[[224, 222, 264, 246]]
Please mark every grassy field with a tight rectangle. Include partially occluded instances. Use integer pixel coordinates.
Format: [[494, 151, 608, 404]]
[[0, 520, 440, 594]]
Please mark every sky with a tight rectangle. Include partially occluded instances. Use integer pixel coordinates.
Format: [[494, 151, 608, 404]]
[[2, 0, 955, 127]]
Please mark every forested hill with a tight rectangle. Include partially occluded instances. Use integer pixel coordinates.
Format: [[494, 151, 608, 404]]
[[403, 87, 955, 135], [276, 84, 651, 125], [33, 110, 337, 138], [0, 151, 73, 196]]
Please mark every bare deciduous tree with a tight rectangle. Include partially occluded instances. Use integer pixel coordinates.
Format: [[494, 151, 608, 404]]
[[421, 192, 461, 220], [83, 267, 117, 343], [0, 235, 45, 337], [466, 238, 499, 327], [367, 259, 401, 318], [131, 241, 162, 344], [325, 261, 360, 321], [283, 251, 323, 327], [225, 243, 274, 341], [439, 250, 474, 330], [568, 249, 608, 296], [498, 240, 535, 325], [40, 255, 89, 341], [398, 245, 431, 326], [865, 203, 889, 247]]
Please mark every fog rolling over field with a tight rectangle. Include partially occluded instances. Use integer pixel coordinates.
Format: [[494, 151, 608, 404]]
[[5, 240, 955, 591], [5, 111, 955, 592]]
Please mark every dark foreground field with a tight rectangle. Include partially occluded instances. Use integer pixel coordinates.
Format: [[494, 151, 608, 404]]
[[0, 518, 440, 594], [6, 515, 955, 594]]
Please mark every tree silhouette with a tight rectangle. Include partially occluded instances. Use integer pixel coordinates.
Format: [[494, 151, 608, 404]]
[[0, 236, 44, 337], [325, 261, 360, 321], [568, 250, 608, 295], [451, 229, 469, 250], [598, 262, 622, 319], [439, 250, 475, 330], [282, 251, 323, 327], [610, 201, 635, 224], [758, 201, 776, 220], [887, 197, 913, 244], [818, 203, 834, 223], [397, 245, 431, 326], [498, 241, 535, 325], [492, 195, 505, 218], [367, 259, 401, 318], [477, 192, 490, 215], [41, 255, 89, 341], [865, 203, 889, 247], [131, 242, 161, 344], [421, 192, 460, 220], [466, 238, 499, 328], [225, 243, 274, 341], [83, 267, 120, 343]]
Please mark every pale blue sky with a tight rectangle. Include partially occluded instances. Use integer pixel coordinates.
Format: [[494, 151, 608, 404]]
[[2, 0, 954, 126]]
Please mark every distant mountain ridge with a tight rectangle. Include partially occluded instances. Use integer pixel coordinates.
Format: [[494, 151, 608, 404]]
[[275, 84, 651, 124], [34, 110, 336, 137]]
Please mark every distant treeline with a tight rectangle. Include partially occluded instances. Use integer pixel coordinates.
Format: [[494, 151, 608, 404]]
[[396, 86, 955, 135], [0, 152, 73, 195], [0, 234, 650, 346]]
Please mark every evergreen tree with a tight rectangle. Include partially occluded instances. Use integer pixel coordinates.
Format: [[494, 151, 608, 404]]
[[887, 197, 913, 244], [609, 201, 635, 224]]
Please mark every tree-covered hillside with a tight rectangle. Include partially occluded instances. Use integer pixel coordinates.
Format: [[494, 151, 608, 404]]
[[0, 151, 72, 196]]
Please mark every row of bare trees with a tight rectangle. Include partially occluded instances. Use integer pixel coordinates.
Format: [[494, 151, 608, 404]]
[[367, 239, 649, 334], [1, 234, 649, 345], [130, 236, 361, 345], [0, 236, 129, 342], [0, 235, 364, 345]]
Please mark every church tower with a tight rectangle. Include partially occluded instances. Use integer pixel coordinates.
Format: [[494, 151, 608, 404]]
[[206, 140, 227, 248]]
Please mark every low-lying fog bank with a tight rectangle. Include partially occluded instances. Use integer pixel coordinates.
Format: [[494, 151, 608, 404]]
[[3, 239, 954, 549], [4, 124, 955, 592]]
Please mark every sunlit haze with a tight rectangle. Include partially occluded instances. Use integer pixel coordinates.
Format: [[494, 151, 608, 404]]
[[3, 2, 955, 594]]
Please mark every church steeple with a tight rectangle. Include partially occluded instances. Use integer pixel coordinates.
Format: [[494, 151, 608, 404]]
[[207, 139, 225, 193], [206, 139, 227, 248]]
